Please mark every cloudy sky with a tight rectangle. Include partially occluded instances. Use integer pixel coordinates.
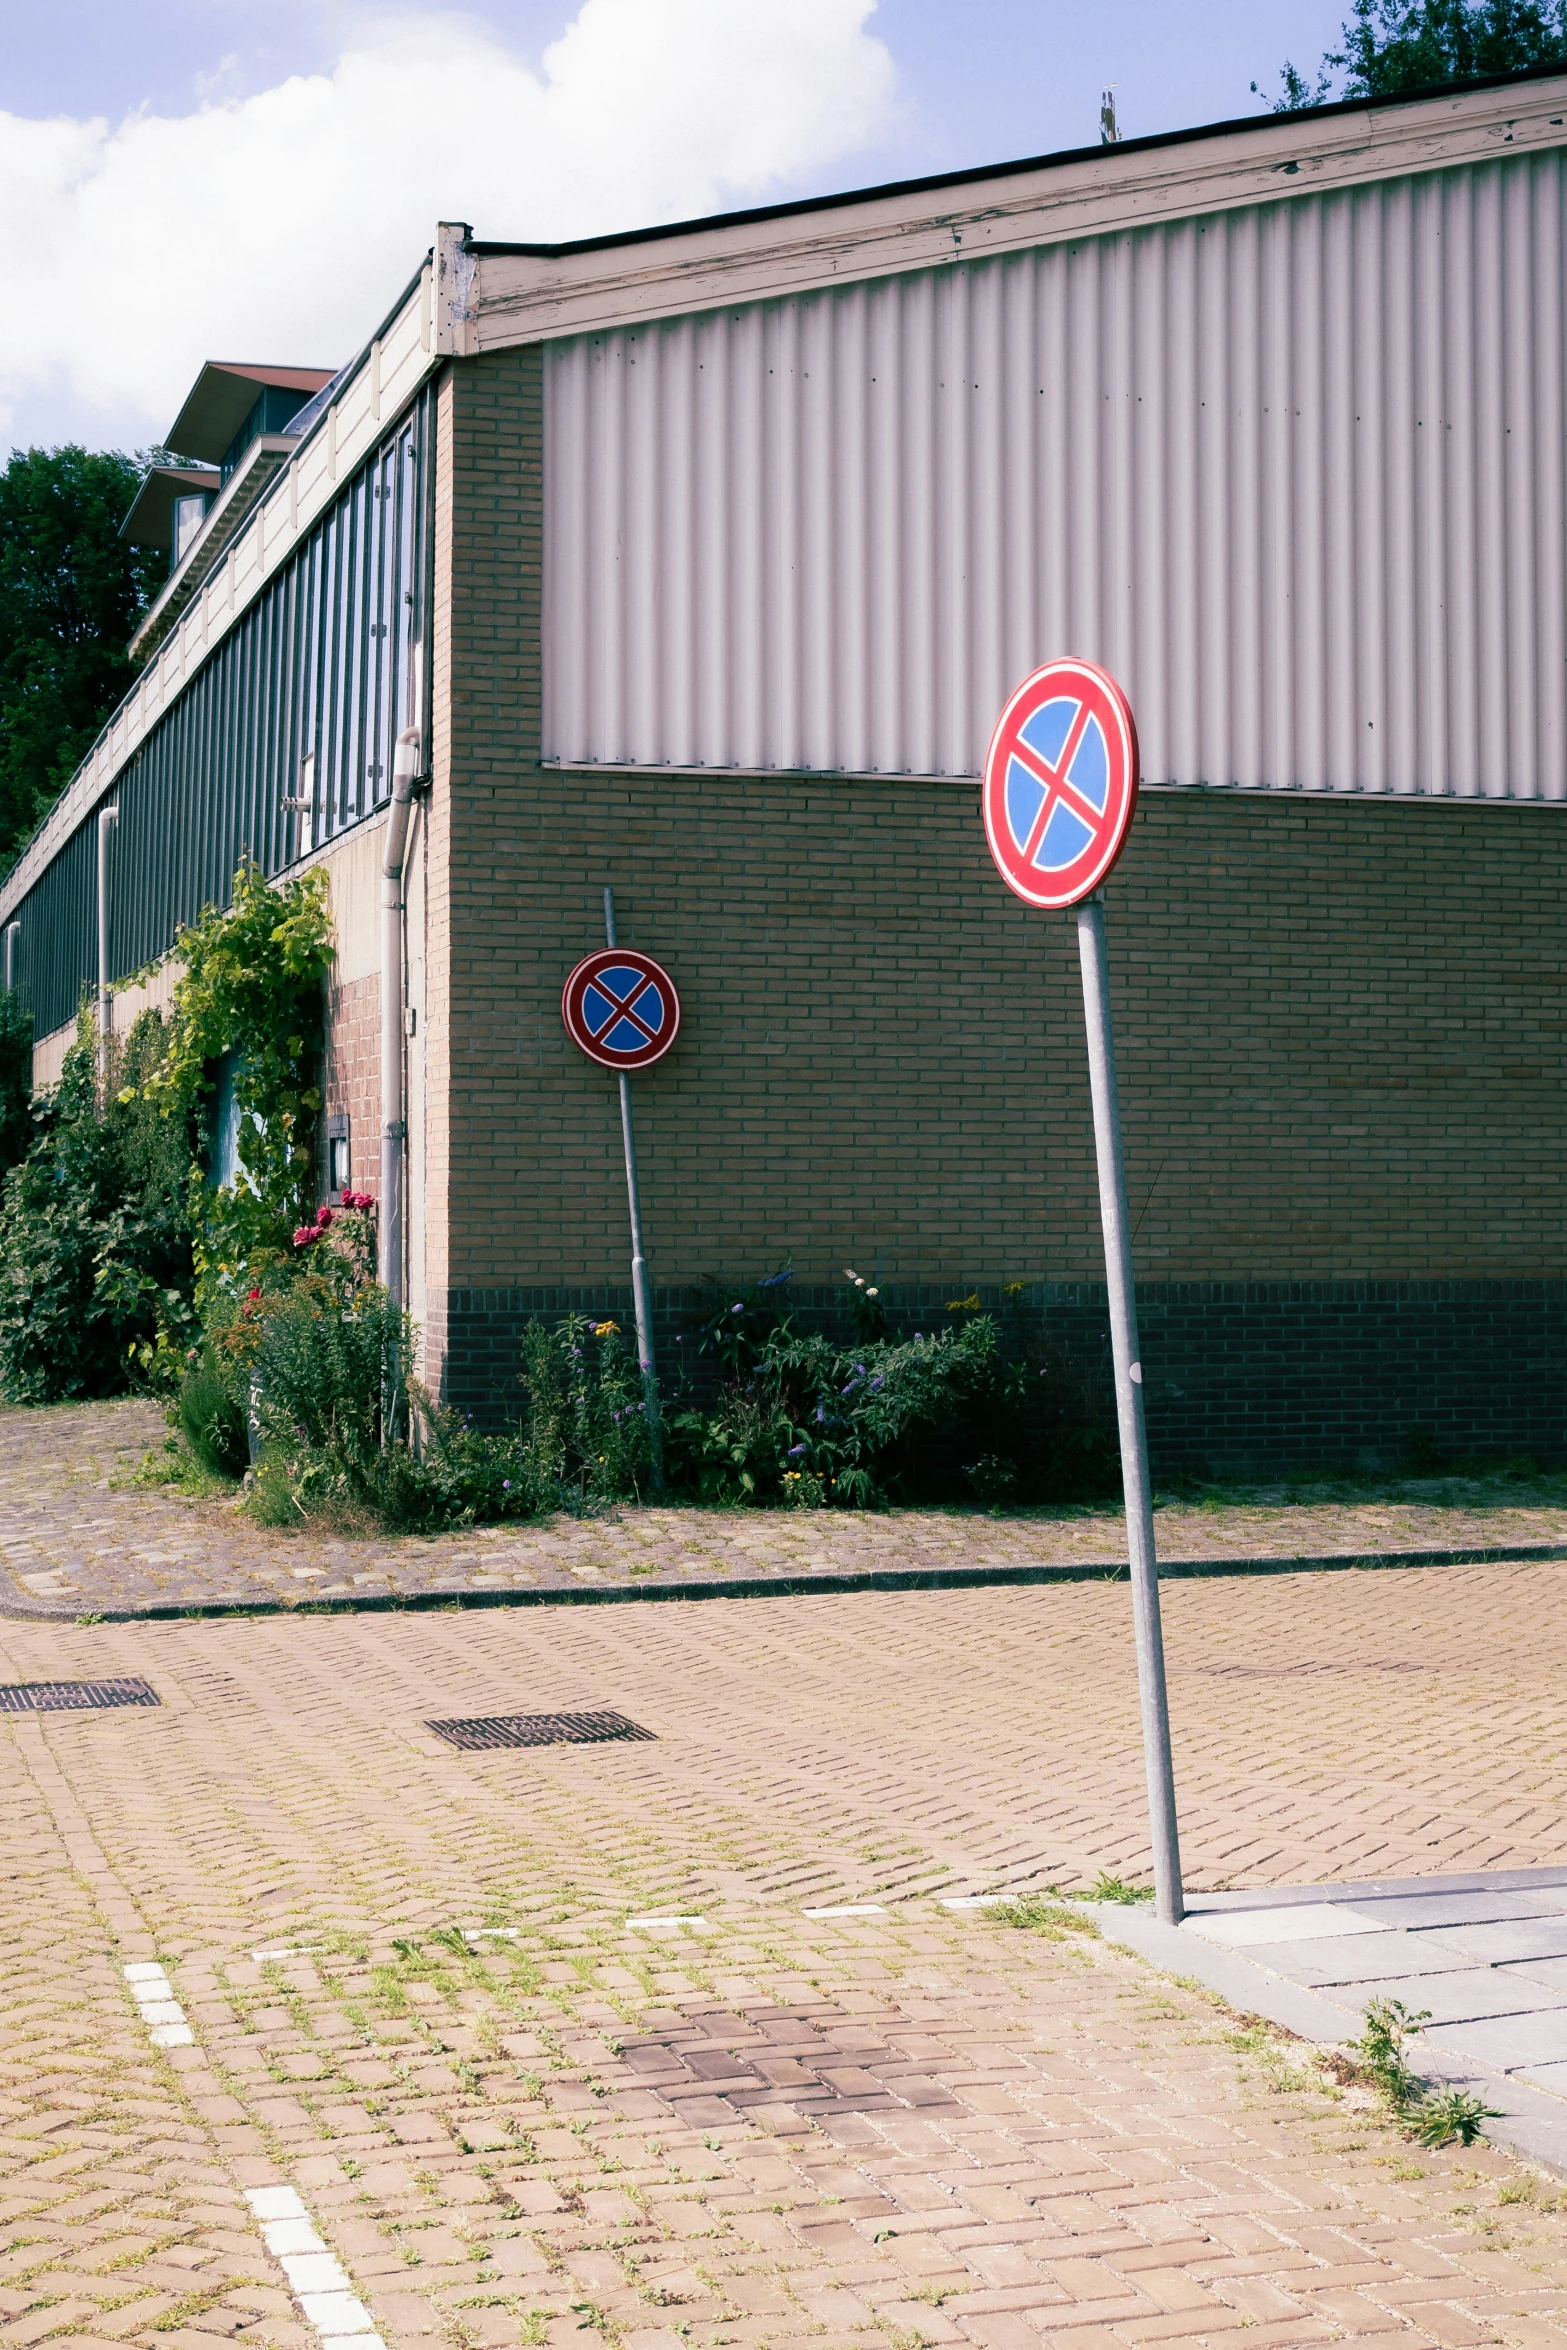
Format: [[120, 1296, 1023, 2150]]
[[1, 0, 1347, 457]]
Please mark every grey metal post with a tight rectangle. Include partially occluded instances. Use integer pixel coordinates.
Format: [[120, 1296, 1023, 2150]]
[[96, 807, 118, 1105], [1075, 893, 1184, 1923], [603, 888, 665, 1490], [3, 923, 18, 995]]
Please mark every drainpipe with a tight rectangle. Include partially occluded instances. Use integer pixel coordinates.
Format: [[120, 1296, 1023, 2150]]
[[3, 923, 18, 995], [381, 727, 422, 1309], [96, 807, 118, 1103]]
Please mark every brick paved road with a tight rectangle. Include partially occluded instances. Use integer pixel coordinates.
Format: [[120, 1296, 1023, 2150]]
[[5, 1403, 1567, 1619], [6, 1561, 1567, 2350]]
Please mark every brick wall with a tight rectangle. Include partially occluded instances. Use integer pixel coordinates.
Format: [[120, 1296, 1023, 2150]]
[[429, 342, 1567, 1461], [320, 970, 380, 1202]]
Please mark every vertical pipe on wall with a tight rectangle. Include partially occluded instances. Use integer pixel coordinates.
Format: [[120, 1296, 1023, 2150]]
[[3, 923, 18, 994], [96, 806, 118, 1104], [381, 725, 422, 1312]]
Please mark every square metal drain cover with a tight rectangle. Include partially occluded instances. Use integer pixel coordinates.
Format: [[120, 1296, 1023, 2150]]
[[426, 1708, 656, 1752], [0, 1678, 160, 1714]]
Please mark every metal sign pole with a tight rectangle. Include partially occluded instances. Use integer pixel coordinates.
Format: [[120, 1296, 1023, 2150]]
[[603, 888, 665, 1490], [1075, 892, 1184, 1924]]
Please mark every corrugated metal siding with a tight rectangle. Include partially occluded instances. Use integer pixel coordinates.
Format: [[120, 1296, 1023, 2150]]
[[544, 151, 1567, 798], [9, 397, 431, 1042]]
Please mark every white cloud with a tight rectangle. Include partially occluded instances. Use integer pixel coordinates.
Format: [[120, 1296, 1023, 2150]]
[[0, 0, 899, 446]]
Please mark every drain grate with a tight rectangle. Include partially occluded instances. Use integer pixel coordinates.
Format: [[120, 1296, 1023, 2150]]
[[426, 1708, 656, 1752], [0, 1678, 160, 1714]]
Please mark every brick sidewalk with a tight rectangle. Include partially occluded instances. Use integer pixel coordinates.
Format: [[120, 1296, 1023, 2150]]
[[5, 1403, 1567, 1620], [5, 1566, 1567, 2350]]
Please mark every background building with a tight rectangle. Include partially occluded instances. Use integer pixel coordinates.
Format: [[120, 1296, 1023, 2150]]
[[6, 69, 1567, 1468]]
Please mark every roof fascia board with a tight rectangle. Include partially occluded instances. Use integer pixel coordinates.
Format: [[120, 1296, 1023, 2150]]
[[0, 257, 439, 927], [129, 435, 298, 658], [470, 74, 1567, 345]]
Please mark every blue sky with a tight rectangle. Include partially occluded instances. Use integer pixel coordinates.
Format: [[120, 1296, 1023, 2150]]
[[0, 0, 1350, 455]]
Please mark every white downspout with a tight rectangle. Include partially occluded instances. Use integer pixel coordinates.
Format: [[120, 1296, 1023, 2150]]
[[3, 923, 18, 995], [96, 806, 118, 1103], [381, 727, 421, 1307]]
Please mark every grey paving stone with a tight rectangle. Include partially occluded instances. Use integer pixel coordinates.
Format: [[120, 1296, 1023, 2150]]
[[1424, 2006, 1567, 2072], [1424, 1918, 1567, 1965], [1500, 1956, 1567, 1994], [1186, 1901, 1390, 1946], [1249, 1930, 1484, 1986], [1349, 1969, 1567, 2026], [1332, 1888, 1567, 1929]]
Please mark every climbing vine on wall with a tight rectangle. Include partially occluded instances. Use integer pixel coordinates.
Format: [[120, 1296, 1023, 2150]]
[[143, 858, 335, 1314]]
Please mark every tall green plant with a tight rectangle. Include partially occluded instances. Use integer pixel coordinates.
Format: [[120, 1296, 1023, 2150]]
[[145, 858, 335, 1314], [0, 1007, 195, 1401]]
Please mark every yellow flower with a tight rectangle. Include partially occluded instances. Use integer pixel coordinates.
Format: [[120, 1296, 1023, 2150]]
[[591, 1319, 620, 1336], [946, 1292, 980, 1311]]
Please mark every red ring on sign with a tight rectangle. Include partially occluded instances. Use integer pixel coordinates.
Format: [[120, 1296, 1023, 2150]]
[[562, 947, 681, 1071], [981, 656, 1140, 909]]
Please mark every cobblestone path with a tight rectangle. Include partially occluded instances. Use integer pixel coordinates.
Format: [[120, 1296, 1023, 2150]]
[[4, 1564, 1567, 2350], [4, 1404, 1567, 1618]]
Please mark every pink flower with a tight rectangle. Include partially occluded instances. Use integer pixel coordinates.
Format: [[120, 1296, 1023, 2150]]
[[315, 1205, 334, 1228], [292, 1226, 319, 1248], [342, 1190, 375, 1211]]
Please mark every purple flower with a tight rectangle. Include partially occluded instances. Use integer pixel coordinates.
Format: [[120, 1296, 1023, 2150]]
[[758, 1270, 794, 1288], [787, 1443, 807, 1458], [869, 1374, 885, 1392], [730, 1303, 744, 1315]]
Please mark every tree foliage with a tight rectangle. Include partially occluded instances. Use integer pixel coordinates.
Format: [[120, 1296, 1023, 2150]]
[[1257, 0, 1567, 111], [0, 447, 161, 876]]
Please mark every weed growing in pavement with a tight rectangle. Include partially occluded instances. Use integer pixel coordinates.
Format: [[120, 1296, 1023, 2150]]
[[986, 1894, 1100, 1938], [1342, 1997, 1500, 2148], [1086, 1870, 1155, 1903]]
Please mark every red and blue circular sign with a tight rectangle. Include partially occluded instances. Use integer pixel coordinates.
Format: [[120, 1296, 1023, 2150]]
[[982, 656, 1140, 908], [562, 947, 681, 1071]]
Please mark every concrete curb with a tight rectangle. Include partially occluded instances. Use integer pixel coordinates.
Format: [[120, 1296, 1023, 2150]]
[[1092, 1902, 1567, 2178], [3, 1538, 1565, 1626]]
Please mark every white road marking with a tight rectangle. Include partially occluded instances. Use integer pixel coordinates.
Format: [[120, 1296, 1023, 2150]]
[[626, 1915, 707, 1930], [803, 1903, 886, 1918]]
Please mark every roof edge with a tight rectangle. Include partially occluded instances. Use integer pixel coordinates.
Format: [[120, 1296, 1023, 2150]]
[[468, 59, 1567, 265]]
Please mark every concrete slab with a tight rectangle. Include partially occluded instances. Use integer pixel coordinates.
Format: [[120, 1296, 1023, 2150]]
[[1190, 1867, 1567, 1911], [1262, 1930, 1488, 1985], [1187, 1902, 1392, 1945], [1425, 2007, 1567, 2072], [1424, 1917, 1567, 1965], [1502, 1956, 1567, 1994], [1091, 1900, 1567, 2177], [1328, 1888, 1567, 1930], [1348, 1969, 1562, 2026]]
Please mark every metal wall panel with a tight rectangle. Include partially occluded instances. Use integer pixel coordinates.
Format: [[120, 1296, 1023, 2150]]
[[9, 395, 431, 1042], [544, 151, 1567, 799]]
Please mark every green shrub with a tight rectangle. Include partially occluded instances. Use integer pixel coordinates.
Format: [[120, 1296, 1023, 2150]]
[[0, 1008, 196, 1402], [661, 1278, 1117, 1510], [517, 1314, 655, 1504], [178, 1346, 248, 1479]]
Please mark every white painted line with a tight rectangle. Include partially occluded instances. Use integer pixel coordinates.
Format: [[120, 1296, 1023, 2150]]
[[301, 2294, 374, 2333], [264, 2220, 326, 2256], [942, 1895, 1011, 1910], [246, 2186, 308, 2221], [464, 1927, 519, 1941], [125, 1963, 193, 2048], [804, 1903, 886, 1919], [243, 2188, 379, 2342], [627, 1915, 707, 1930], [252, 1943, 325, 1961]]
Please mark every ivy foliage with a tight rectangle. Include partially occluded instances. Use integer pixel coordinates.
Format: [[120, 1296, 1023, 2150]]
[[0, 1008, 196, 1402], [146, 858, 335, 1314]]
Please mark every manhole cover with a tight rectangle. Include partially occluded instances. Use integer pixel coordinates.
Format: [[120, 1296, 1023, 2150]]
[[0, 1678, 160, 1714], [425, 1709, 656, 1752]]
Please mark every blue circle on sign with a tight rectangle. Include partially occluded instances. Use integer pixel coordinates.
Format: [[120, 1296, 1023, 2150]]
[[562, 948, 682, 1071]]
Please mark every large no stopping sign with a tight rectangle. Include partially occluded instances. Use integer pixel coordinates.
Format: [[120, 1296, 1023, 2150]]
[[982, 656, 1140, 908], [562, 947, 681, 1071]]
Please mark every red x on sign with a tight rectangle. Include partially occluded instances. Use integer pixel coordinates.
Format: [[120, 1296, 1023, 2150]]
[[981, 657, 1140, 909], [562, 947, 682, 1071]]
